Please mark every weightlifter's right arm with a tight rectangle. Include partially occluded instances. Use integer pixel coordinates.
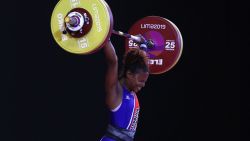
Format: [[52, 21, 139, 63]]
[[103, 39, 122, 110]]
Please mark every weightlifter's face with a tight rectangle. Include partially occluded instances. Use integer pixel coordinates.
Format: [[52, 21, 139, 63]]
[[128, 70, 149, 93]]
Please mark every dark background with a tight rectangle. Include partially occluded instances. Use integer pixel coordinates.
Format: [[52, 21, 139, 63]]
[[6, 0, 247, 141]]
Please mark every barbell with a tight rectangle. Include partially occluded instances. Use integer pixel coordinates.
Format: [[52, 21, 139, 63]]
[[50, 0, 183, 74]]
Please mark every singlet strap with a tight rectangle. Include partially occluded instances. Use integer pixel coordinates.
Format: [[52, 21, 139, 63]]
[[111, 101, 122, 112]]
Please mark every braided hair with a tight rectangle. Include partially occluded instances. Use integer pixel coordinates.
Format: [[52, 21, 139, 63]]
[[119, 48, 149, 79]]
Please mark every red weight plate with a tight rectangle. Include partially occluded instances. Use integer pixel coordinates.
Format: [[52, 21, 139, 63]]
[[125, 16, 183, 74]]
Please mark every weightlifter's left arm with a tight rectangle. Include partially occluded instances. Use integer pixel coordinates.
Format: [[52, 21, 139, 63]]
[[103, 39, 122, 110]]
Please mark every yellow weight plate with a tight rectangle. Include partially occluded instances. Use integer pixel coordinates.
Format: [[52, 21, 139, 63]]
[[51, 0, 113, 54]]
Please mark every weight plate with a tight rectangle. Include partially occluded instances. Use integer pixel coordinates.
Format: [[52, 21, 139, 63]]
[[125, 16, 183, 74], [51, 0, 113, 54]]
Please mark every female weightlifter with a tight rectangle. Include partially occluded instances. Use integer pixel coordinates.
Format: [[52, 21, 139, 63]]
[[100, 37, 149, 141]]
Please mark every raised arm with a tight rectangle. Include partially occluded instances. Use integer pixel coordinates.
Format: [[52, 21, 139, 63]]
[[103, 40, 122, 110]]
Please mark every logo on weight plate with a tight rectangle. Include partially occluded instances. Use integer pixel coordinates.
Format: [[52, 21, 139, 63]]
[[70, 0, 80, 8], [57, 13, 68, 41], [92, 4, 102, 32], [148, 59, 163, 66], [140, 24, 166, 30]]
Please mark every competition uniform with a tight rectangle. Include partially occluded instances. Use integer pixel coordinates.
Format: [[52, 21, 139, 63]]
[[100, 85, 140, 141]]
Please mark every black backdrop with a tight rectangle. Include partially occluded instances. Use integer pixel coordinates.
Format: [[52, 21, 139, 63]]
[[6, 0, 247, 141]]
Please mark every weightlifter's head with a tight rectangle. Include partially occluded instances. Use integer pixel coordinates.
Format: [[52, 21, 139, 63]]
[[120, 48, 149, 93]]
